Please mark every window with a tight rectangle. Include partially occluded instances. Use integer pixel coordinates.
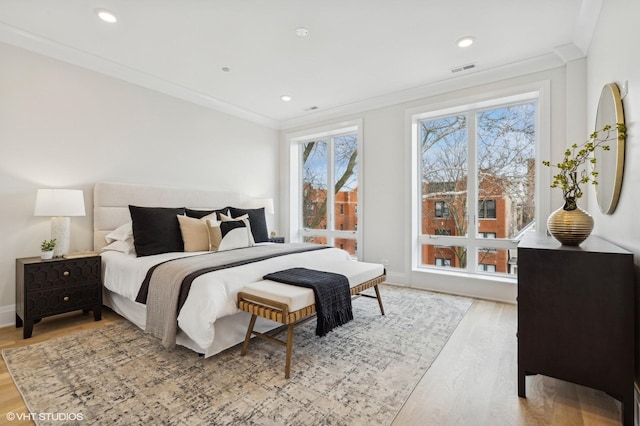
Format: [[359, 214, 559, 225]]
[[478, 200, 496, 219], [414, 93, 538, 277], [434, 201, 449, 218], [479, 232, 496, 238], [288, 121, 362, 259], [435, 258, 451, 267], [478, 264, 497, 272]]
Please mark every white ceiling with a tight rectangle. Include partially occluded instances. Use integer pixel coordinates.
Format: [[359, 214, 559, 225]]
[[0, 1, 598, 128]]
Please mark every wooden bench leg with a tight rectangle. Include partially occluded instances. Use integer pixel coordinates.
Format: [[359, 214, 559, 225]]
[[285, 323, 294, 379], [241, 314, 258, 356], [374, 285, 385, 315]]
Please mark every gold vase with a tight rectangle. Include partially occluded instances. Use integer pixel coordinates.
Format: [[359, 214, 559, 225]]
[[547, 202, 594, 246]]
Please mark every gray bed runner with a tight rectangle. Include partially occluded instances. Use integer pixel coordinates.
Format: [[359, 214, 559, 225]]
[[144, 243, 328, 348]]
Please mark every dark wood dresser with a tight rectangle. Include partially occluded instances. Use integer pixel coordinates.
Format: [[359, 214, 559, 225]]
[[517, 232, 635, 425], [16, 255, 102, 339]]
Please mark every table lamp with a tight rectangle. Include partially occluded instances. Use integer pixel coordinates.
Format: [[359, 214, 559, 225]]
[[254, 198, 275, 215], [34, 189, 86, 257]]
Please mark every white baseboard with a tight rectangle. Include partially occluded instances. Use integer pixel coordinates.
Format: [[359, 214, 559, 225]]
[[380, 270, 516, 304], [0, 304, 15, 328], [383, 271, 409, 286]]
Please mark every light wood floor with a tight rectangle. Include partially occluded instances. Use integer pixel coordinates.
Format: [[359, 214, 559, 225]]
[[0, 301, 624, 425], [392, 300, 623, 426]]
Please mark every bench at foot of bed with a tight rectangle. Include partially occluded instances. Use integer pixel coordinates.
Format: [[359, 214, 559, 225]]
[[237, 261, 386, 378]]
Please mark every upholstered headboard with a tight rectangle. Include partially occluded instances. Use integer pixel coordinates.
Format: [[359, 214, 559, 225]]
[[93, 182, 247, 251]]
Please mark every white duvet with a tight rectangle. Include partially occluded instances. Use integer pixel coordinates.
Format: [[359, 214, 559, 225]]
[[101, 245, 352, 349]]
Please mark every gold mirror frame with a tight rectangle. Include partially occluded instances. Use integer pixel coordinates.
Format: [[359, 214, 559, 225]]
[[594, 83, 625, 214]]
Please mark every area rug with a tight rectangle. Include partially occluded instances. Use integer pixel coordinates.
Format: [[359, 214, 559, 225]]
[[3, 285, 472, 425]]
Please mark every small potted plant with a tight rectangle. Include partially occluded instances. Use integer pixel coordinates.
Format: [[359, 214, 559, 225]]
[[40, 239, 56, 259]]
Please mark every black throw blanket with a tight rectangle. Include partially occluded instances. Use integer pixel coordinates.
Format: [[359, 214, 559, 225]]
[[263, 268, 353, 337]]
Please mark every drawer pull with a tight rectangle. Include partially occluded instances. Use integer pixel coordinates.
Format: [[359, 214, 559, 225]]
[[63, 296, 70, 302], [63, 271, 70, 276]]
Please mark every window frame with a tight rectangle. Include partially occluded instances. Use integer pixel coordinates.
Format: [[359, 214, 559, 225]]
[[286, 119, 364, 260], [408, 84, 550, 282]]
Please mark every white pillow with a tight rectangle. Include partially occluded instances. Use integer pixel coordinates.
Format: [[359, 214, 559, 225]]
[[217, 218, 254, 251], [105, 222, 133, 243], [101, 239, 135, 255], [220, 213, 255, 245]]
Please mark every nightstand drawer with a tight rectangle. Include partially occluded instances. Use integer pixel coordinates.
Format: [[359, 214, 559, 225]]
[[26, 283, 101, 319], [16, 255, 103, 338], [23, 257, 100, 291]]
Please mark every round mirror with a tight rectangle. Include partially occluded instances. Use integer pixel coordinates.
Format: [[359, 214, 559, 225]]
[[594, 83, 625, 214]]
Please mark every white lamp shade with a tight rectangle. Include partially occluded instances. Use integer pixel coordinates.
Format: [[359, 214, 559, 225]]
[[252, 198, 274, 215], [34, 189, 86, 217]]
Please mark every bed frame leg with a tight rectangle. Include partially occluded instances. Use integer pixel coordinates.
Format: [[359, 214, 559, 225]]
[[285, 323, 294, 379], [241, 314, 257, 356], [374, 285, 385, 316]]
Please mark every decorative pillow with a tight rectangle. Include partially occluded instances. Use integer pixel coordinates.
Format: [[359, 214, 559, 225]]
[[185, 207, 230, 220], [220, 213, 255, 245], [101, 239, 135, 255], [229, 207, 268, 243], [129, 205, 186, 257], [177, 215, 210, 252], [105, 222, 133, 243], [206, 219, 223, 251], [217, 218, 254, 251]]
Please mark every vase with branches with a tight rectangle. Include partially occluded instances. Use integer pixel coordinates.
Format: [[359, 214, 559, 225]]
[[542, 123, 625, 245], [543, 123, 626, 211]]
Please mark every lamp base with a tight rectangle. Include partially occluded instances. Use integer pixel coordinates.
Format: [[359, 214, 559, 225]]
[[51, 217, 70, 257]]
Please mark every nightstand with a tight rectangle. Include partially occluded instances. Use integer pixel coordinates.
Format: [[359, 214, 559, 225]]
[[268, 236, 285, 244], [16, 255, 102, 339]]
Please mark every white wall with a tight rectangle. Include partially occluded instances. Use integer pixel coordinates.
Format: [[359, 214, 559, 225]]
[[282, 65, 575, 302], [587, 0, 640, 253], [0, 42, 279, 325], [586, 0, 640, 381]]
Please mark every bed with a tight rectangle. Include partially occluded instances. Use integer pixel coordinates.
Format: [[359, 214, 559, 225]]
[[94, 181, 353, 357]]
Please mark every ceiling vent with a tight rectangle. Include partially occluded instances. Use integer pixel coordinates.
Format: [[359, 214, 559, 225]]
[[450, 63, 476, 74]]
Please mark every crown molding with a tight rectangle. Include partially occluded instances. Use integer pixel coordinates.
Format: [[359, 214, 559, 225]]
[[279, 52, 565, 130], [1, 11, 597, 132], [553, 43, 586, 63], [573, 0, 603, 55], [0, 22, 280, 129]]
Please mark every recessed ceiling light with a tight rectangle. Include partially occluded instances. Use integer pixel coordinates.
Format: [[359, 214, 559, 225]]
[[96, 9, 117, 23], [457, 36, 475, 48], [281, 95, 292, 102], [295, 27, 309, 37], [221, 67, 230, 72]]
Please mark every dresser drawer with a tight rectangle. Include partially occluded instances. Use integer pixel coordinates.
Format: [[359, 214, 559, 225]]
[[23, 257, 100, 291], [26, 282, 101, 319]]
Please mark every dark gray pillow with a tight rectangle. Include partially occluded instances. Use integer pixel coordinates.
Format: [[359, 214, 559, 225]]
[[129, 205, 185, 256], [229, 207, 268, 243], [185, 207, 230, 220]]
